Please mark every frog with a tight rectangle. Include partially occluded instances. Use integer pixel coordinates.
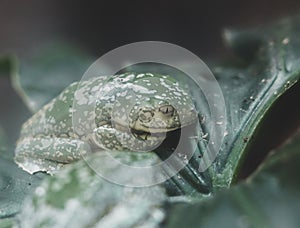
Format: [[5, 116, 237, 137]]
[[14, 72, 198, 174]]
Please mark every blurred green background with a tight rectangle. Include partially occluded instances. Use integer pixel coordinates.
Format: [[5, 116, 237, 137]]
[[2, 0, 300, 58]]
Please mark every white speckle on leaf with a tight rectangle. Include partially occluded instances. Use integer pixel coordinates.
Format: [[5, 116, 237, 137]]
[[35, 186, 46, 196], [136, 73, 145, 78], [282, 37, 290, 45]]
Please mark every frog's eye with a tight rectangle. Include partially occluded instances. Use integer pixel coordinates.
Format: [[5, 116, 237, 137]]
[[158, 105, 175, 117], [138, 110, 154, 123]]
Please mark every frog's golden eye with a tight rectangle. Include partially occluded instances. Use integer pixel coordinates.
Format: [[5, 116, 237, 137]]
[[138, 110, 154, 123], [158, 105, 175, 117]]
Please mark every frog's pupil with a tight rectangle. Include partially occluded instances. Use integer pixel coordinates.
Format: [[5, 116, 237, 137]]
[[159, 105, 175, 116]]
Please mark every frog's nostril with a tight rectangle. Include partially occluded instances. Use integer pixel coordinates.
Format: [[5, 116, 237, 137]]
[[159, 105, 175, 116]]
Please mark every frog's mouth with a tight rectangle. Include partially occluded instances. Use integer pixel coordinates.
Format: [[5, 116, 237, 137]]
[[129, 128, 166, 140], [129, 123, 181, 134]]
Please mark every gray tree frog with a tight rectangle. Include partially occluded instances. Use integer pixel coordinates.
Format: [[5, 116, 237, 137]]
[[15, 72, 198, 174]]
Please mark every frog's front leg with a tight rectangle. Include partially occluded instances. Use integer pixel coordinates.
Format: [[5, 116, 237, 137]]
[[91, 125, 165, 151], [15, 137, 91, 174]]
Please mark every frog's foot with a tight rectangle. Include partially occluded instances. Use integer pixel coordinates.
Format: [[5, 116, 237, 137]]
[[14, 137, 91, 174], [91, 125, 166, 152]]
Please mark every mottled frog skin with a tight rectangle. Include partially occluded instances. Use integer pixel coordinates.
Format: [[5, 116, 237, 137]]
[[15, 73, 197, 174]]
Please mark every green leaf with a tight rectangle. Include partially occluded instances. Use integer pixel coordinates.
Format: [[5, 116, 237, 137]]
[[0, 56, 32, 147], [0, 157, 45, 218], [0, 126, 10, 161], [0, 121, 45, 219], [163, 127, 300, 227], [119, 16, 300, 196], [11, 42, 94, 112], [16, 152, 166, 227], [208, 15, 300, 190], [0, 217, 14, 228], [0, 56, 13, 76]]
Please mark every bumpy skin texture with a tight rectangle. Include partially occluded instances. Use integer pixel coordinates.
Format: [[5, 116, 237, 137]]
[[15, 73, 197, 174]]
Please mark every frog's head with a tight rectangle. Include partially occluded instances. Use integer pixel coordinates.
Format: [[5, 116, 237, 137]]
[[128, 97, 198, 134], [110, 73, 198, 135]]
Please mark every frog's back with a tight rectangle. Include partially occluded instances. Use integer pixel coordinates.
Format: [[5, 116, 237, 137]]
[[18, 76, 110, 140], [18, 82, 78, 140]]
